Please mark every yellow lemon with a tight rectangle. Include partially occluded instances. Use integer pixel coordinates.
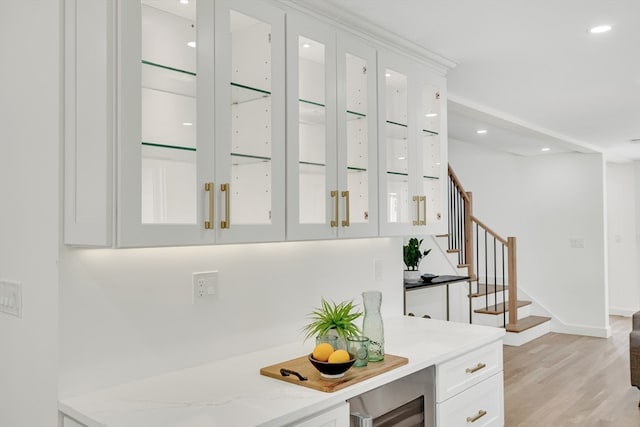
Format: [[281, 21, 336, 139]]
[[312, 343, 335, 362], [328, 349, 351, 363]]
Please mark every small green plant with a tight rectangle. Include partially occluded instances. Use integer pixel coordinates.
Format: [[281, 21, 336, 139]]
[[403, 237, 431, 271], [302, 298, 363, 342]]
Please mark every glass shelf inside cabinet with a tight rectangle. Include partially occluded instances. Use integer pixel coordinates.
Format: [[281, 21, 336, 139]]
[[347, 110, 366, 121], [231, 82, 271, 105], [299, 99, 326, 126], [422, 127, 440, 180], [385, 120, 408, 176], [231, 152, 271, 164], [141, 61, 196, 151]]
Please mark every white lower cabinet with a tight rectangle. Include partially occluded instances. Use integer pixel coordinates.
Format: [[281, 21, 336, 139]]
[[436, 372, 504, 427], [289, 402, 349, 427], [436, 340, 504, 427]]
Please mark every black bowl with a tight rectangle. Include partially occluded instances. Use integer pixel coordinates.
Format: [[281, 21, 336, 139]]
[[308, 353, 356, 378]]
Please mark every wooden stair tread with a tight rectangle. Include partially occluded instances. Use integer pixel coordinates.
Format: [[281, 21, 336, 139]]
[[457, 263, 469, 268], [435, 234, 448, 238], [446, 249, 459, 253], [469, 284, 506, 297], [505, 315, 551, 333], [474, 300, 531, 315]]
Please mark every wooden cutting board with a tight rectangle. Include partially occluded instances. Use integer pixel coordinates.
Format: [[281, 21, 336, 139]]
[[260, 354, 408, 393]]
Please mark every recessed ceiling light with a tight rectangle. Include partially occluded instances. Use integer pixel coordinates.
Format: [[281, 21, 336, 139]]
[[397, 156, 406, 160], [589, 25, 612, 34], [425, 113, 438, 118], [476, 129, 487, 134], [179, 0, 189, 4], [187, 41, 196, 48], [302, 43, 311, 48], [182, 122, 193, 126], [541, 147, 551, 152], [385, 73, 391, 77]]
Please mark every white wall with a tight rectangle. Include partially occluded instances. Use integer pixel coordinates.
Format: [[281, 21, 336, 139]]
[[607, 162, 640, 315], [449, 139, 609, 337], [520, 153, 608, 335], [447, 138, 522, 237], [0, 1, 60, 426], [59, 238, 404, 397]]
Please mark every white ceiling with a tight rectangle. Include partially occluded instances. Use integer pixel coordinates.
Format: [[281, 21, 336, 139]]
[[295, 0, 640, 162]]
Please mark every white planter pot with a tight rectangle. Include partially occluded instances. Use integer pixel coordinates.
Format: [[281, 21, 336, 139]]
[[404, 270, 421, 282]]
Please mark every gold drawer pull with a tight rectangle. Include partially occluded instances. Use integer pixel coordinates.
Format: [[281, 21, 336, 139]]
[[466, 409, 487, 423], [412, 195, 420, 225], [465, 362, 486, 374]]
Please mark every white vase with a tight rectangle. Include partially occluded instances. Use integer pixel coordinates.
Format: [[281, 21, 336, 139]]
[[404, 270, 421, 282]]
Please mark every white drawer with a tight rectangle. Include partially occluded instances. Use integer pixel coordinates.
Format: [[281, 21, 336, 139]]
[[437, 371, 504, 427], [436, 340, 502, 402]]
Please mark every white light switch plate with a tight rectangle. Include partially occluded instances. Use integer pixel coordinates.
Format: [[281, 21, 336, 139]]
[[0, 280, 22, 318]]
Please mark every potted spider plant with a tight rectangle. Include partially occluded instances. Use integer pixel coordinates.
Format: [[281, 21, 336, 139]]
[[302, 298, 362, 349]]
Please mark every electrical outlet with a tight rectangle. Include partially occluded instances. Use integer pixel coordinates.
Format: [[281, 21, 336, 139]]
[[192, 271, 218, 304], [0, 280, 22, 318]]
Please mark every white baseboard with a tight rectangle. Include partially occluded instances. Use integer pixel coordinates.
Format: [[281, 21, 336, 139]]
[[609, 307, 637, 317], [549, 319, 611, 338]]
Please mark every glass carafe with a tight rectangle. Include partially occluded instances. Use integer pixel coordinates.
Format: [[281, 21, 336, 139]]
[[362, 290, 384, 361]]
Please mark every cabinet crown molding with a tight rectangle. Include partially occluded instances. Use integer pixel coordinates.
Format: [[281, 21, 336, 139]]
[[275, 0, 457, 75]]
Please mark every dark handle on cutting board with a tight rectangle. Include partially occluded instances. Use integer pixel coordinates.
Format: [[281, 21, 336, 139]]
[[280, 368, 308, 381]]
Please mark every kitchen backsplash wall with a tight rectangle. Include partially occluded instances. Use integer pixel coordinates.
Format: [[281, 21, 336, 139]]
[[59, 237, 403, 397]]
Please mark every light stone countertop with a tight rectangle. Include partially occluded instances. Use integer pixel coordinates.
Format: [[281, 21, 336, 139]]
[[59, 316, 505, 427]]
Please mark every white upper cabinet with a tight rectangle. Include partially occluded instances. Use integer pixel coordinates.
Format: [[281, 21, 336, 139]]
[[213, 0, 286, 244], [286, 15, 379, 240], [65, 0, 285, 247], [64, 1, 447, 247], [378, 50, 447, 236], [118, 0, 209, 247], [337, 34, 379, 239]]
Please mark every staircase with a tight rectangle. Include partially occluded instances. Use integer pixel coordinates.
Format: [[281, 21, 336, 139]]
[[446, 165, 550, 346]]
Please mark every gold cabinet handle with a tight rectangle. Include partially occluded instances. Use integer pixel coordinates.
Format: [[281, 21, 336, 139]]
[[341, 190, 350, 227], [466, 410, 487, 423], [465, 362, 486, 374], [204, 182, 214, 229], [220, 183, 230, 229], [330, 190, 338, 227], [412, 195, 420, 225], [420, 195, 427, 225]]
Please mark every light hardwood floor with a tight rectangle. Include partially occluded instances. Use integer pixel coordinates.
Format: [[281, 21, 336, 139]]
[[503, 316, 640, 426]]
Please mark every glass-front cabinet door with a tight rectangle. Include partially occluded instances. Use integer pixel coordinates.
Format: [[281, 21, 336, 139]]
[[336, 35, 379, 238], [420, 81, 445, 227], [117, 0, 284, 247], [378, 50, 447, 236], [119, 0, 212, 247], [214, 0, 285, 243], [286, 15, 378, 240], [286, 15, 337, 240]]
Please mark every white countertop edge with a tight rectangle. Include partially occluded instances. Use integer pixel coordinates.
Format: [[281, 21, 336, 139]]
[[59, 317, 506, 427], [58, 402, 108, 427]]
